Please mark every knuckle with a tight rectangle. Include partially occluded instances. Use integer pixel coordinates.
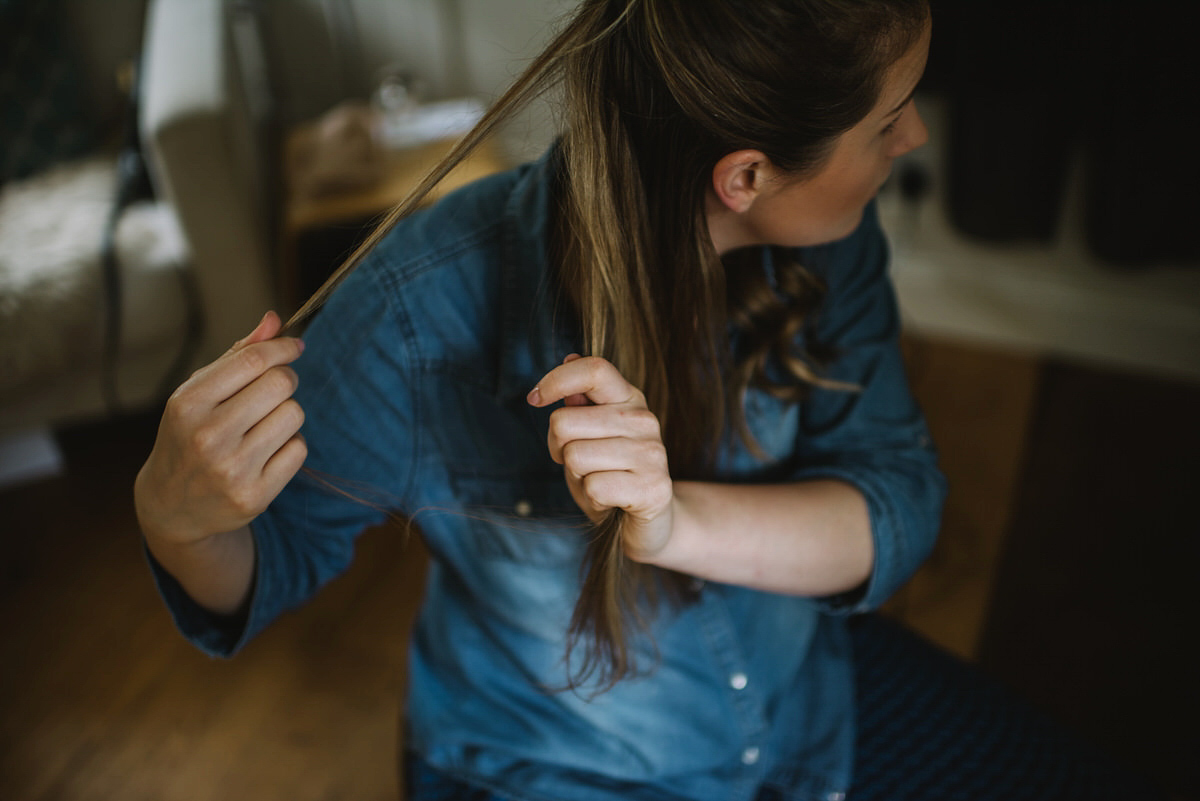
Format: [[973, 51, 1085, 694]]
[[547, 408, 570, 440], [189, 424, 221, 456], [561, 438, 583, 467], [237, 346, 267, 375], [282, 398, 306, 430], [641, 439, 668, 466], [209, 454, 241, 486], [163, 394, 193, 427], [625, 408, 660, 435], [585, 356, 610, 381], [280, 440, 308, 477], [184, 359, 215, 384], [581, 473, 605, 505], [227, 484, 264, 518], [266, 365, 298, 396], [167, 377, 201, 409], [590, 473, 622, 509], [651, 475, 673, 503]]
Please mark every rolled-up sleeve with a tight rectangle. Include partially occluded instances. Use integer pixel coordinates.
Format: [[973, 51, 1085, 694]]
[[148, 256, 420, 657], [789, 203, 946, 613]]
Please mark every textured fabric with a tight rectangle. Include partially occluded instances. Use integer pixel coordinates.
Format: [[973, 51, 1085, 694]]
[[405, 615, 1165, 801], [148, 146, 946, 801], [845, 614, 1165, 801], [0, 158, 189, 393], [405, 752, 518, 801]]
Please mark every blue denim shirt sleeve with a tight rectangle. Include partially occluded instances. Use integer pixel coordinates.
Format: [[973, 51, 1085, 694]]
[[790, 203, 947, 614], [143, 154, 915, 800], [145, 253, 420, 658]]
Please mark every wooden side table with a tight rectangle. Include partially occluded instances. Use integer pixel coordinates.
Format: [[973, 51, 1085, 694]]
[[279, 134, 508, 310]]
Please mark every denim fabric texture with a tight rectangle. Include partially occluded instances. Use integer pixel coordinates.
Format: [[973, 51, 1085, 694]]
[[404, 615, 1165, 801], [148, 147, 946, 801]]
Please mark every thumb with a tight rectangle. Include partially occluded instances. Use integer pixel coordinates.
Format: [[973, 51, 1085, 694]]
[[231, 311, 281, 352]]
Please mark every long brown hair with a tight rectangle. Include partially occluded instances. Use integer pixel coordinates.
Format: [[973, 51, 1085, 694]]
[[285, 0, 929, 693]]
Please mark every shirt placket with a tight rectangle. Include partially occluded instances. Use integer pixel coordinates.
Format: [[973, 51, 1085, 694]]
[[694, 585, 771, 801]]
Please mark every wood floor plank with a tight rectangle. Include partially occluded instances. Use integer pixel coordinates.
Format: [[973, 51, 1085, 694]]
[[1, 412, 425, 800], [889, 335, 1042, 659]]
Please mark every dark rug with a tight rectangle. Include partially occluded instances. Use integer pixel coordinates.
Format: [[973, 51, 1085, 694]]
[[977, 360, 1200, 798]]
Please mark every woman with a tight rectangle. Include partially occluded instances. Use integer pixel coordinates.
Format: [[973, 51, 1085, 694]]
[[134, 1, 1161, 798]]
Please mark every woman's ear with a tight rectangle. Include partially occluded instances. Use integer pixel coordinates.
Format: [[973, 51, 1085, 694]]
[[711, 150, 771, 213]]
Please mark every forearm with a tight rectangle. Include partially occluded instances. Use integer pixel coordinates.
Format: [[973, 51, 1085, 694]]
[[645, 479, 873, 596], [142, 524, 257, 617]]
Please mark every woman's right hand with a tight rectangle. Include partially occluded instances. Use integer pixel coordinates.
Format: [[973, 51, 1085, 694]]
[[134, 311, 308, 547]]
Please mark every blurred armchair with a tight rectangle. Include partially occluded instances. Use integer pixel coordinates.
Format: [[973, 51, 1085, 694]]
[[136, 0, 563, 347], [137, 0, 279, 368], [1, 0, 280, 435], [0, 0, 194, 436], [0, 0, 561, 439]]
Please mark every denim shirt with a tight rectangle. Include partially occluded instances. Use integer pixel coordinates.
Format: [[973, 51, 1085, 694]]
[[150, 147, 945, 801]]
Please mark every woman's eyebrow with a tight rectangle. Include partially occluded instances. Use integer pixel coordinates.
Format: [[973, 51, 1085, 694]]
[[884, 85, 918, 118]]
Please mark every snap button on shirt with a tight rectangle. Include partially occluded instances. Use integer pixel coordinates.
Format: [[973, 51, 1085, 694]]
[[741, 746, 761, 766], [514, 499, 533, 517], [729, 672, 748, 690]]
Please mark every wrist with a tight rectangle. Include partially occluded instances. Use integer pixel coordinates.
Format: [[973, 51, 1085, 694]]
[[142, 522, 257, 617], [133, 464, 185, 544], [134, 466, 232, 549], [634, 484, 696, 568], [142, 523, 224, 566]]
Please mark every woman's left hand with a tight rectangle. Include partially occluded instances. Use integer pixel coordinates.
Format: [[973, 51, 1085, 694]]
[[527, 354, 675, 562]]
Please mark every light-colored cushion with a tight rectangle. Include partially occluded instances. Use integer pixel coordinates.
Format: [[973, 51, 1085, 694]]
[[0, 156, 188, 395]]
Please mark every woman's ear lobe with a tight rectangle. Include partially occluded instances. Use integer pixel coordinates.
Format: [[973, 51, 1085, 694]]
[[711, 149, 768, 213]]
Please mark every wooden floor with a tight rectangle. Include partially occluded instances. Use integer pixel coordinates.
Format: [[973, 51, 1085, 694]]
[[1, 421, 427, 800], [0, 336, 1191, 799]]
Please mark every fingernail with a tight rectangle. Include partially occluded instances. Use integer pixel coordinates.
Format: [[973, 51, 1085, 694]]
[[526, 386, 541, 406]]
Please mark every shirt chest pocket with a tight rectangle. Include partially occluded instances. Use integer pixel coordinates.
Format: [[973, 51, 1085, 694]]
[[447, 471, 588, 568]]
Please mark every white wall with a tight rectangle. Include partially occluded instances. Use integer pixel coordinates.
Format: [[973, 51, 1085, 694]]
[[264, 0, 573, 160], [455, 0, 578, 162]]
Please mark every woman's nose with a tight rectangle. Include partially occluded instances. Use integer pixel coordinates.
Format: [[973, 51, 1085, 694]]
[[897, 105, 930, 156]]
